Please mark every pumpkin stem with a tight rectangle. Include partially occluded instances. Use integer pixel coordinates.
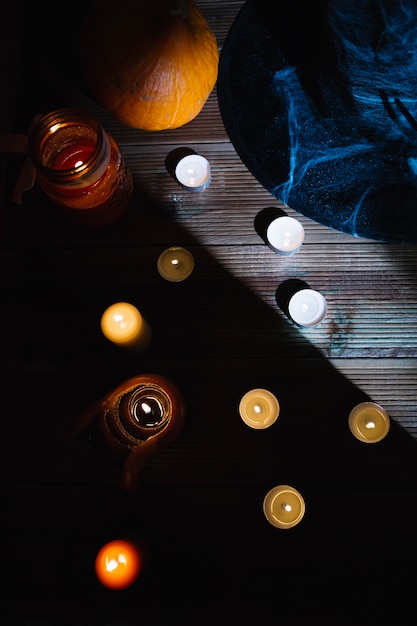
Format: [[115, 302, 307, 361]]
[[168, 0, 189, 18]]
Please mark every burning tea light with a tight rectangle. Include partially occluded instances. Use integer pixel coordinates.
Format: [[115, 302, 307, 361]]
[[101, 302, 152, 352], [238, 388, 280, 429], [157, 246, 195, 282], [263, 485, 306, 529], [348, 401, 390, 443], [288, 288, 328, 327], [95, 539, 141, 589], [175, 154, 211, 191], [266, 215, 305, 255]]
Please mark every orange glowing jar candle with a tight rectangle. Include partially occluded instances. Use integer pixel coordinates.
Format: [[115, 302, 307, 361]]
[[28, 108, 133, 228]]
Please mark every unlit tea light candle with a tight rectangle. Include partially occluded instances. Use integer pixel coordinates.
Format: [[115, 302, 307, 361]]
[[288, 288, 328, 327], [348, 401, 390, 443], [175, 154, 211, 191], [157, 246, 195, 282], [266, 215, 305, 255], [101, 302, 152, 352], [263, 485, 306, 529], [238, 388, 280, 429]]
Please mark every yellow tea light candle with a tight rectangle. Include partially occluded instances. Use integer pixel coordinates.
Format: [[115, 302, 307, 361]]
[[266, 215, 305, 255], [348, 401, 390, 443], [175, 154, 211, 192], [288, 288, 328, 327], [101, 302, 152, 352], [157, 246, 195, 282], [238, 388, 280, 429], [263, 485, 306, 529]]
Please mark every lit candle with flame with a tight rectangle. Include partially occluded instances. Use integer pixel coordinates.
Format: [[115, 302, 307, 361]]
[[100, 302, 152, 352], [348, 402, 390, 443], [238, 388, 280, 429], [157, 246, 195, 282], [175, 154, 211, 191], [95, 539, 141, 589], [288, 288, 328, 327], [266, 215, 305, 255], [263, 485, 306, 529]]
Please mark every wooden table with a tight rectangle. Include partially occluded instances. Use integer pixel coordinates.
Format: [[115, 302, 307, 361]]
[[2, 2, 417, 623]]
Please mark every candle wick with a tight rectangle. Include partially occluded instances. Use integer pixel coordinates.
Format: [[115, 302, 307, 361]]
[[365, 419, 376, 429], [282, 503, 292, 512]]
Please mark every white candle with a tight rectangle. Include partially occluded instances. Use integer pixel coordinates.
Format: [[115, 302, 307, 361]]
[[288, 288, 328, 327], [266, 215, 305, 255], [238, 388, 280, 429], [157, 246, 195, 282], [100, 302, 152, 352], [175, 154, 211, 191], [263, 485, 306, 529], [348, 402, 390, 443]]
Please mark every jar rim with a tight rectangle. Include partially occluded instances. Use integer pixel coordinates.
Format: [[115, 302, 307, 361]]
[[28, 107, 105, 181]]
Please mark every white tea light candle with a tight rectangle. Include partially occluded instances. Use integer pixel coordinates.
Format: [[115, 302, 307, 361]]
[[266, 215, 305, 255], [288, 288, 328, 327], [175, 154, 211, 191], [101, 302, 152, 352], [157, 246, 195, 282], [263, 485, 306, 529], [238, 388, 280, 429], [348, 402, 390, 443]]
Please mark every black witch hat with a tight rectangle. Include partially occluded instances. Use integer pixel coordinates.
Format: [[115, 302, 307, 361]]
[[218, 0, 417, 243]]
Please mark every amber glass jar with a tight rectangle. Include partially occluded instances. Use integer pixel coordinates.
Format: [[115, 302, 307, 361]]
[[71, 374, 186, 491], [28, 108, 133, 228]]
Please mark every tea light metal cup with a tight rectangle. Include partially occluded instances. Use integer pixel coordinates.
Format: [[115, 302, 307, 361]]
[[175, 154, 211, 192], [263, 485, 306, 529], [238, 388, 280, 429], [288, 288, 328, 327], [348, 402, 390, 443], [266, 215, 305, 255]]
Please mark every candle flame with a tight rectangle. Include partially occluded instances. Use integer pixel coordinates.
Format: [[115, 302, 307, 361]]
[[253, 403, 262, 414], [282, 503, 292, 512], [171, 258, 180, 267], [141, 402, 152, 414], [106, 553, 127, 572], [365, 419, 376, 429], [113, 312, 126, 328]]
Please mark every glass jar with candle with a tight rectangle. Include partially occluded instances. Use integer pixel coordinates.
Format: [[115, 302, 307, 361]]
[[71, 374, 186, 491], [28, 108, 133, 228]]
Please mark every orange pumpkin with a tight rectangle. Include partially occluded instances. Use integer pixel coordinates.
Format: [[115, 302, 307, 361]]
[[79, 0, 219, 131]]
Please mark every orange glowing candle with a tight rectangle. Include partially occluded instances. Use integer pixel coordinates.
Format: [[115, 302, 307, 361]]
[[100, 302, 152, 352], [95, 539, 141, 589]]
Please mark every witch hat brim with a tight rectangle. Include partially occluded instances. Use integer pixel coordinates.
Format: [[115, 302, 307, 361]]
[[217, 0, 417, 243]]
